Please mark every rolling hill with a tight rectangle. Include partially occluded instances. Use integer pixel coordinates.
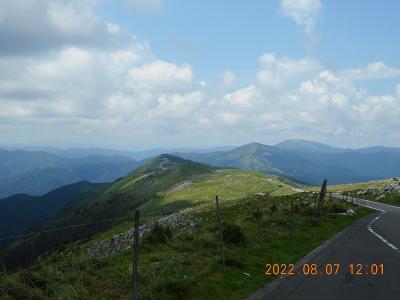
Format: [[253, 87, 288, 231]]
[[176, 141, 400, 185], [0, 154, 300, 268], [0, 150, 142, 198], [41, 154, 215, 227], [0, 155, 215, 267], [0, 163, 370, 299]]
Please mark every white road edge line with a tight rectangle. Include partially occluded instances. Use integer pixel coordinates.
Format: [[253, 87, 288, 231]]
[[367, 211, 398, 250], [334, 194, 399, 251], [361, 197, 400, 210]]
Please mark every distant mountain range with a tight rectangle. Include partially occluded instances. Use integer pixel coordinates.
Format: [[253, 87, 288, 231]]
[[275, 139, 400, 154], [1, 145, 235, 160], [274, 139, 344, 153], [0, 150, 142, 198], [1, 139, 399, 198], [175, 140, 400, 185]]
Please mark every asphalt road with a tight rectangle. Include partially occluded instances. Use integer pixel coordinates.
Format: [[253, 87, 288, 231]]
[[249, 195, 400, 300]]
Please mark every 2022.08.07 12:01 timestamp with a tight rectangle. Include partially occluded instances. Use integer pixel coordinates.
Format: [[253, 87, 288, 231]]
[[265, 263, 384, 276]]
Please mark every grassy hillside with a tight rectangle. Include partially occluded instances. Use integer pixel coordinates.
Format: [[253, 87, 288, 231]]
[[0, 155, 303, 270], [0, 153, 377, 299], [143, 169, 300, 214], [0, 155, 215, 268], [0, 191, 371, 299], [46, 155, 214, 224]]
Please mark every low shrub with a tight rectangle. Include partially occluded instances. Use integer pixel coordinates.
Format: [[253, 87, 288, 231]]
[[329, 202, 347, 213], [155, 279, 189, 300], [18, 270, 48, 290], [222, 223, 247, 245], [145, 223, 172, 244], [269, 215, 289, 226], [225, 258, 244, 268]]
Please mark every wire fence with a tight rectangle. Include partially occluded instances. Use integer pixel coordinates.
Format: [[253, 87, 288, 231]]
[[1, 180, 362, 300], [0, 216, 129, 242]]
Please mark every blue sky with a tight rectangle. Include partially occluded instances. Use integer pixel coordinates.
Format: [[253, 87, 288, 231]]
[[0, 0, 399, 149], [98, 0, 400, 89]]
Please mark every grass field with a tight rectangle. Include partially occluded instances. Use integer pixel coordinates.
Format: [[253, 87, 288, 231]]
[[0, 192, 371, 300], [139, 169, 301, 216], [0, 158, 381, 300]]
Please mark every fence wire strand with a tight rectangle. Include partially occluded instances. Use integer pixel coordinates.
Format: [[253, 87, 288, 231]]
[[0, 216, 129, 242]]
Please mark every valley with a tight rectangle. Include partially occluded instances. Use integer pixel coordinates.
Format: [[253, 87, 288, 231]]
[[1, 141, 399, 299], [0, 159, 370, 299]]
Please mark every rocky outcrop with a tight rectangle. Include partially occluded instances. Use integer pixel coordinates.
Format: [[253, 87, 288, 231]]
[[357, 180, 400, 196], [87, 211, 199, 258]]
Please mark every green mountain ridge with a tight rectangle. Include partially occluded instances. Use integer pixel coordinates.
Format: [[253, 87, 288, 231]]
[[0, 150, 143, 198], [0, 155, 215, 268], [2, 140, 400, 198], [175, 142, 400, 184], [0, 154, 300, 269], [274, 139, 344, 153]]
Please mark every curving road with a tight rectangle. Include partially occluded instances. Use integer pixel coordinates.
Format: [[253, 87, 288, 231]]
[[249, 195, 400, 300]]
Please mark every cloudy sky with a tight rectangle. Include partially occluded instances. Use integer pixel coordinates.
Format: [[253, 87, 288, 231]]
[[0, 0, 399, 149]]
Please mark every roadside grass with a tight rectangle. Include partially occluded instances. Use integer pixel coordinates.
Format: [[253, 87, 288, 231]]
[[0, 192, 371, 300]]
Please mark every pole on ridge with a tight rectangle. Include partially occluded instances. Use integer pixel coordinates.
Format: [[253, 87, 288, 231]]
[[316, 179, 328, 222], [215, 195, 226, 268], [132, 210, 140, 300]]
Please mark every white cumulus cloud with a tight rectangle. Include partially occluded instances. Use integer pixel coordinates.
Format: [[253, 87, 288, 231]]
[[1, 1, 400, 148], [128, 60, 193, 93], [280, 0, 322, 36]]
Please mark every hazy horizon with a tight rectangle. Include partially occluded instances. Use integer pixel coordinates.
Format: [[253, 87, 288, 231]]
[[1, 138, 400, 153]]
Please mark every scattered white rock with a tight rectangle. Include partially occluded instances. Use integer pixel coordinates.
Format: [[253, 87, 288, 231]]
[[255, 192, 267, 196], [87, 212, 200, 258], [357, 182, 400, 197]]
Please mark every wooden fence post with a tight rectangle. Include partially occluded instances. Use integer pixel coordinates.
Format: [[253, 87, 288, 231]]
[[316, 179, 328, 222], [132, 210, 140, 300], [289, 199, 294, 235], [215, 195, 226, 268]]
